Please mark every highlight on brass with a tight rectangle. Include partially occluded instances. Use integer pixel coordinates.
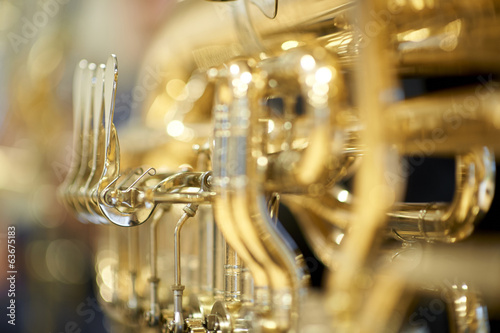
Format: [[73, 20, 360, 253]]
[[4, 0, 500, 332]]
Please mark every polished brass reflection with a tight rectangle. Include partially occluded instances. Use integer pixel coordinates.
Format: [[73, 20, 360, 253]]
[[55, 0, 500, 332]]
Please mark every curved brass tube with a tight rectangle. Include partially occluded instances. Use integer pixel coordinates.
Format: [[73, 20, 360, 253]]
[[374, 245, 494, 333], [211, 58, 274, 295], [256, 47, 347, 193], [127, 228, 139, 312], [443, 281, 490, 333], [82, 64, 108, 224], [388, 147, 495, 243], [144, 208, 165, 326], [59, 59, 86, 210], [96, 55, 157, 227], [60, 60, 109, 224], [212, 58, 304, 331], [283, 184, 352, 231], [393, 0, 500, 75], [326, 0, 403, 330], [286, 146, 495, 245], [67, 63, 95, 219], [172, 204, 199, 333], [256, 48, 345, 193], [212, 45, 348, 330]]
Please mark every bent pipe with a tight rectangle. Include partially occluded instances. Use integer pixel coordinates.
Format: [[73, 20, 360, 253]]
[[256, 46, 347, 193], [388, 147, 496, 243], [283, 184, 352, 232], [59, 60, 87, 211]]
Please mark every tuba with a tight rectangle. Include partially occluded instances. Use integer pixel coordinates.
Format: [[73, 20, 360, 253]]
[[51, 0, 500, 332]]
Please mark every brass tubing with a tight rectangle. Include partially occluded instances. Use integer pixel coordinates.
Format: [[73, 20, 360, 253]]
[[386, 88, 500, 156], [268, 193, 280, 225], [443, 281, 490, 333], [83, 64, 108, 225], [60, 60, 86, 211], [152, 192, 214, 204], [151, 171, 214, 204], [392, 0, 500, 75], [69, 63, 95, 219], [127, 228, 139, 311], [198, 206, 216, 298], [224, 243, 243, 303], [213, 58, 304, 331], [256, 46, 346, 192], [327, 0, 403, 331], [282, 197, 344, 270], [241, 264, 254, 307], [375, 242, 500, 327], [174, 208, 197, 286], [289, 148, 495, 247], [283, 184, 352, 231], [214, 227, 226, 301], [109, 225, 119, 304], [139, 0, 500, 120], [212, 61, 271, 292], [388, 147, 495, 243], [145, 208, 164, 326]]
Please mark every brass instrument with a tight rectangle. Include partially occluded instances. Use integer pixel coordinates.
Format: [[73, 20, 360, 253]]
[[4, 0, 500, 332]]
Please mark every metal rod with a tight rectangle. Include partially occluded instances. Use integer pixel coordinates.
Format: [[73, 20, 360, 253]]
[[387, 147, 495, 243], [127, 228, 139, 311]]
